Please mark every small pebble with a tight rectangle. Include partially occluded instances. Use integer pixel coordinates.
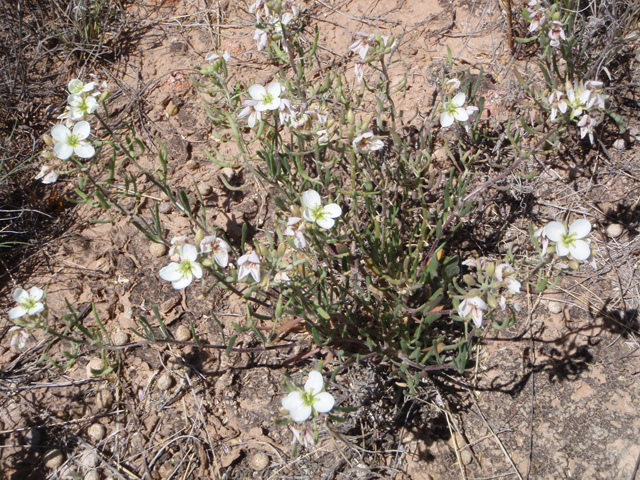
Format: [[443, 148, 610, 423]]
[[606, 223, 623, 238], [44, 448, 64, 469], [81, 451, 99, 469], [165, 102, 179, 117], [112, 331, 129, 346], [95, 390, 113, 410], [175, 325, 191, 342], [613, 138, 626, 150], [221, 167, 235, 180], [157, 374, 174, 391], [199, 183, 213, 196], [149, 243, 167, 257], [88, 424, 106, 443], [84, 471, 101, 480], [86, 358, 104, 378], [24, 427, 41, 446], [158, 202, 173, 214], [548, 301, 563, 314], [249, 452, 270, 471], [158, 463, 173, 479], [186, 159, 198, 170]]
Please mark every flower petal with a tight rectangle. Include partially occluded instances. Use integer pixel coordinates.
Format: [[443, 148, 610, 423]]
[[191, 263, 203, 279], [282, 391, 305, 411], [570, 240, 591, 260], [555, 242, 570, 257], [9, 306, 28, 319], [568, 219, 591, 239], [267, 81, 282, 98], [159, 263, 182, 282], [27, 303, 45, 316], [452, 92, 466, 107], [172, 274, 192, 290], [290, 404, 312, 423], [316, 216, 335, 229], [544, 221, 566, 242], [214, 251, 229, 268], [313, 392, 335, 413], [304, 371, 325, 395], [322, 203, 342, 219], [301, 190, 321, 210], [180, 244, 198, 262], [54, 142, 74, 160], [440, 112, 454, 127], [74, 142, 95, 159], [453, 108, 469, 122], [73, 121, 91, 140], [28, 287, 44, 301], [248, 84, 266, 101], [51, 125, 71, 142], [13, 288, 26, 303]]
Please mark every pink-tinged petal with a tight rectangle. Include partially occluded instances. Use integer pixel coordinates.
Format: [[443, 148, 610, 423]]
[[214, 250, 229, 268], [191, 263, 203, 279], [282, 391, 305, 411], [250, 266, 261, 283], [558, 101, 568, 113], [471, 309, 483, 328], [42, 169, 59, 184], [51, 125, 71, 142], [237, 253, 250, 266], [248, 251, 261, 264], [453, 108, 469, 122], [9, 306, 28, 319], [73, 121, 91, 140], [457, 299, 472, 318], [237, 265, 251, 281], [267, 81, 282, 98], [468, 296, 487, 310], [555, 242, 570, 257], [570, 240, 591, 260], [506, 278, 521, 294], [248, 113, 257, 128], [290, 404, 312, 423], [568, 219, 591, 239], [159, 263, 182, 282], [179, 244, 198, 262], [28, 287, 44, 301], [27, 303, 45, 316], [54, 142, 74, 160], [301, 190, 321, 210], [248, 84, 266, 101], [294, 232, 306, 249], [74, 142, 95, 159], [238, 106, 251, 119], [313, 392, 335, 413], [172, 274, 192, 290], [440, 112, 454, 127], [316, 216, 335, 229], [13, 288, 27, 303], [544, 221, 566, 242], [304, 371, 324, 394], [288, 217, 301, 226], [494, 264, 507, 282], [323, 203, 342, 218], [451, 92, 466, 107]]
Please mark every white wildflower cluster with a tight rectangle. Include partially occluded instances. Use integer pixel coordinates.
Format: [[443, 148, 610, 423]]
[[348, 32, 396, 83], [548, 80, 607, 144], [239, 81, 286, 128], [439, 78, 478, 131], [250, 0, 300, 52], [457, 258, 522, 328], [159, 190, 341, 290], [525, 1, 566, 47], [6, 287, 45, 350], [38, 77, 108, 184], [204, 50, 231, 74]]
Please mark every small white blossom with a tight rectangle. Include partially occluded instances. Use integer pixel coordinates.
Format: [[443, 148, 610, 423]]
[[254, 28, 268, 51], [354, 62, 365, 83], [205, 51, 231, 63], [279, 98, 293, 124], [577, 114, 598, 144], [35, 165, 59, 184], [285, 217, 307, 249], [565, 87, 591, 119], [159, 244, 203, 290], [51, 121, 95, 160], [67, 94, 99, 120], [237, 251, 261, 282], [8, 326, 30, 349], [169, 236, 189, 256], [440, 93, 470, 128], [527, 7, 546, 32], [68, 79, 97, 95], [548, 21, 566, 47], [349, 32, 373, 60], [301, 190, 342, 229], [238, 99, 261, 127], [495, 263, 521, 294], [248, 82, 282, 111], [200, 236, 230, 268], [353, 132, 384, 153], [444, 78, 461, 94], [9, 287, 45, 319], [544, 219, 592, 260], [457, 296, 487, 328], [282, 371, 335, 422]]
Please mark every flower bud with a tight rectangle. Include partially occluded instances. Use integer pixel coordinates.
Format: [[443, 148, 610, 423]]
[[552, 11, 560, 20], [374, 32, 383, 45], [43, 134, 55, 147], [487, 295, 498, 309], [277, 242, 287, 256], [325, 118, 335, 129], [485, 261, 495, 278], [347, 109, 355, 124], [308, 86, 315, 97], [291, 204, 301, 217], [195, 229, 205, 244], [363, 114, 372, 128], [202, 258, 213, 267], [272, 33, 282, 41], [463, 274, 477, 287], [568, 260, 579, 270], [98, 91, 110, 103], [41, 151, 56, 159], [255, 242, 268, 258]]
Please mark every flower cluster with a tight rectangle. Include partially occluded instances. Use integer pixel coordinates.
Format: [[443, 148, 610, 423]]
[[7, 287, 45, 349], [281, 371, 335, 423], [525, 1, 566, 47], [349, 32, 396, 83], [548, 80, 607, 144], [284, 189, 342, 249], [251, 0, 300, 52], [239, 81, 284, 128], [38, 77, 108, 184]]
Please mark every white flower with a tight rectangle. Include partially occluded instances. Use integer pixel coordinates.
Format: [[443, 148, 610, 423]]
[[9, 287, 45, 319], [279, 98, 293, 124], [444, 78, 460, 94], [67, 94, 99, 120], [159, 244, 203, 290], [238, 99, 261, 127], [495, 263, 521, 294], [8, 326, 29, 349], [548, 20, 566, 47], [68, 79, 97, 95], [544, 219, 592, 260], [349, 32, 373, 60], [274, 266, 293, 284], [237, 251, 261, 282], [254, 28, 268, 51], [316, 129, 330, 145], [35, 165, 59, 184], [440, 93, 470, 128], [527, 8, 546, 32], [354, 62, 365, 83], [51, 121, 95, 160], [457, 296, 487, 328], [285, 217, 307, 249], [200, 236, 230, 268], [301, 190, 342, 229], [248, 82, 282, 111], [585, 80, 606, 110], [205, 51, 231, 63], [281, 371, 335, 422], [566, 87, 591, 119], [169, 236, 189, 256], [353, 132, 384, 153], [577, 114, 598, 144]]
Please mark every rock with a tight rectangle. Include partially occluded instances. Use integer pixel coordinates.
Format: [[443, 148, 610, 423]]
[[81, 451, 99, 468], [221, 167, 235, 181], [149, 243, 166, 258], [606, 223, 623, 238], [84, 471, 101, 480], [24, 427, 41, 445], [95, 390, 113, 410], [88, 424, 106, 443], [44, 448, 64, 469], [448, 433, 472, 465], [165, 102, 179, 117], [198, 183, 213, 196], [186, 159, 198, 170], [158, 202, 173, 214], [433, 147, 448, 164], [548, 301, 563, 314], [157, 374, 174, 391], [158, 463, 173, 479], [613, 138, 626, 150], [249, 452, 270, 471], [86, 358, 104, 378], [112, 331, 129, 346], [175, 325, 191, 342]]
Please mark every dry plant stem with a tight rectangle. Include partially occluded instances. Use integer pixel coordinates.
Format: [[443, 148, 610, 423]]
[[505, 0, 514, 53]]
